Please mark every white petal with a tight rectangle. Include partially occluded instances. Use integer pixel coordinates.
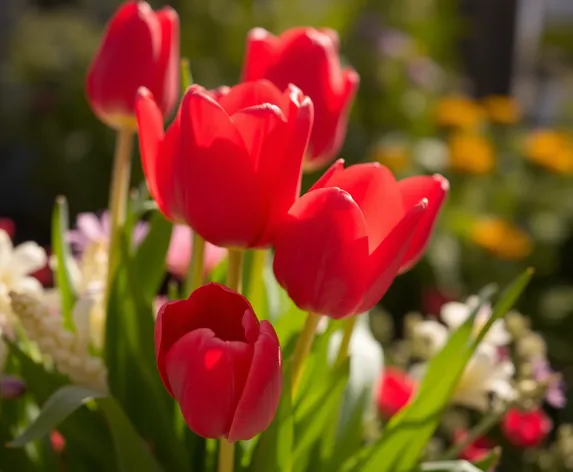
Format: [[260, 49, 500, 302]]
[[484, 320, 511, 346], [11, 276, 43, 296], [0, 230, 14, 273], [440, 302, 470, 330], [12, 242, 47, 277], [415, 320, 449, 352]]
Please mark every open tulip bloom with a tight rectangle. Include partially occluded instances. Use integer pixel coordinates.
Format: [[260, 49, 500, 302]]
[[3, 3, 543, 472]]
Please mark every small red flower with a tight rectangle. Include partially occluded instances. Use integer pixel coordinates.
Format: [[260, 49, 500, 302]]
[[376, 367, 416, 418], [242, 27, 359, 170], [155, 283, 282, 441], [454, 430, 495, 463], [87, 1, 179, 129], [273, 160, 447, 318], [50, 430, 66, 453], [502, 408, 552, 448], [136, 80, 313, 248]]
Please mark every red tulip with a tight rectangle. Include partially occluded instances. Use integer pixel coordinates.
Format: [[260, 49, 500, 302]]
[[155, 283, 282, 441], [87, 1, 179, 129], [273, 160, 441, 318], [0, 218, 15, 239], [376, 367, 416, 418], [136, 80, 313, 248], [502, 408, 551, 448], [242, 27, 359, 170]]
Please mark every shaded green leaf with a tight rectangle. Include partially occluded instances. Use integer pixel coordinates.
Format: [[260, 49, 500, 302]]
[[97, 397, 164, 472], [8, 386, 106, 447], [51, 196, 77, 331]]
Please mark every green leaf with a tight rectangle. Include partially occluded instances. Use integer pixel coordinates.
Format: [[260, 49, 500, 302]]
[[472, 447, 501, 471], [352, 285, 498, 472], [180, 58, 193, 92], [293, 359, 350, 468], [355, 269, 532, 472], [105, 232, 189, 471], [6, 339, 116, 471], [132, 211, 172, 302], [249, 362, 294, 472], [97, 397, 164, 472], [51, 196, 77, 331], [8, 386, 106, 447]]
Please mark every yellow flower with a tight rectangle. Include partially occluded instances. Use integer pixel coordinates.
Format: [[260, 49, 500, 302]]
[[524, 130, 573, 174], [471, 218, 532, 260], [369, 141, 410, 172], [434, 95, 484, 130], [482, 95, 521, 125], [448, 133, 495, 174]]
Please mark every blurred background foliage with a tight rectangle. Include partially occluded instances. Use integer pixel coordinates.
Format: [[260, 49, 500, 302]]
[[3, 0, 573, 467]]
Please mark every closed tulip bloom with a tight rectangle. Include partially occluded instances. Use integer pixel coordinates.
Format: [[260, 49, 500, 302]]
[[87, 1, 179, 129], [242, 27, 359, 170], [273, 160, 447, 318], [155, 283, 282, 441], [136, 80, 313, 248], [502, 408, 551, 448]]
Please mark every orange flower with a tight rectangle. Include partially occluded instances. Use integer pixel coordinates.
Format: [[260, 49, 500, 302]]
[[482, 95, 521, 125], [524, 130, 573, 174], [369, 140, 410, 173], [471, 218, 532, 260], [434, 95, 484, 130], [449, 133, 495, 174]]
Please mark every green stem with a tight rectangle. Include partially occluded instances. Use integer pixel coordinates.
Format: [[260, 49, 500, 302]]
[[290, 312, 322, 397], [226, 249, 244, 293], [183, 231, 205, 297], [335, 316, 357, 365], [217, 439, 234, 472], [105, 128, 134, 305], [246, 249, 267, 308], [441, 408, 505, 460]]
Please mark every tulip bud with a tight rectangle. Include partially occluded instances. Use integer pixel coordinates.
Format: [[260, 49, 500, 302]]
[[502, 408, 552, 448], [87, 1, 179, 129], [155, 283, 282, 441], [242, 27, 359, 170], [376, 367, 416, 418]]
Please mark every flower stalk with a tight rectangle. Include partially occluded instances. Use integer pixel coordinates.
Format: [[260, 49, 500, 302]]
[[183, 231, 206, 297], [290, 312, 322, 396]]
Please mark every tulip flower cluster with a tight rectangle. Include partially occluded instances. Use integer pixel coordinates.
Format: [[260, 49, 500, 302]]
[[84, 0, 450, 447]]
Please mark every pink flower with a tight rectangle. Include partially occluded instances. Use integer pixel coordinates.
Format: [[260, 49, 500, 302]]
[[166, 225, 227, 279]]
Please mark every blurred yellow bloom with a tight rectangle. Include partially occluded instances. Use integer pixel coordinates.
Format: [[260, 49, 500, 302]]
[[471, 218, 532, 260], [369, 140, 410, 173], [524, 130, 573, 174], [482, 95, 521, 125], [434, 95, 484, 130], [448, 133, 495, 174]]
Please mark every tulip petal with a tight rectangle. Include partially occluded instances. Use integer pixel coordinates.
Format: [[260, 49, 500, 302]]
[[153, 7, 179, 117], [241, 28, 278, 81], [136, 88, 176, 219], [273, 187, 369, 318], [357, 200, 427, 312], [179, 87, 265, 247], [228, 321, 282, 441], [309, 159, 345, 191], [256, 87, 314, 245], [165, 330, 253, 439], [397, 174, 449, 273], [218, 80, 287, 116], [326, 163, 404, 252], [155, 283, 257, 396]]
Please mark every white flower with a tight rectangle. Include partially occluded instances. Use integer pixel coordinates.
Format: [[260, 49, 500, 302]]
[[411, 344, 515, 412], [415, 296, 510, 355], [328, 315, 384, 426]]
